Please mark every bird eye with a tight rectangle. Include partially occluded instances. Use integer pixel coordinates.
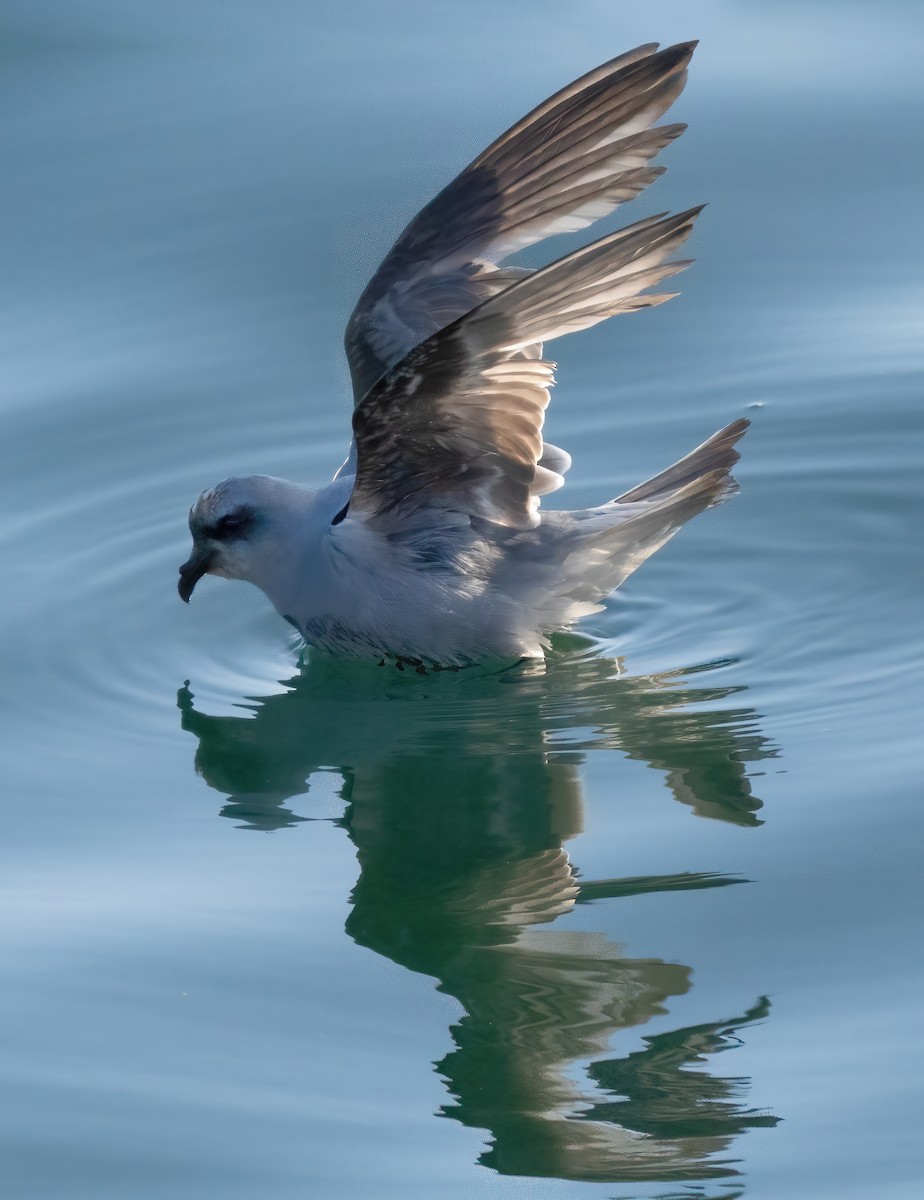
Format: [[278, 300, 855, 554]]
[[209, 509, 252, 539]]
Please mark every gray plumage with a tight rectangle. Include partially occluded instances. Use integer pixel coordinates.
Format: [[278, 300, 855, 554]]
[[179, 41, 749, 666], [345, 41, 695, 400]]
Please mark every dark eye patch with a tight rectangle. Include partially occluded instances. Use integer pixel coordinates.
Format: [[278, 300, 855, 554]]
[[208, 508, 254, 540]]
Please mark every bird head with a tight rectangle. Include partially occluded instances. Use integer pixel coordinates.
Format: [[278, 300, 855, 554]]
[[178, 475, 312, 602]]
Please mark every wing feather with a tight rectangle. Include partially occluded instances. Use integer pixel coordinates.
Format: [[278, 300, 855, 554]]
[[344, 42, 696, 404], [346, 209, 701, 530]]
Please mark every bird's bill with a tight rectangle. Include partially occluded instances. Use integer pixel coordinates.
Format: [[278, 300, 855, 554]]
[[177, 545, 214, 602]]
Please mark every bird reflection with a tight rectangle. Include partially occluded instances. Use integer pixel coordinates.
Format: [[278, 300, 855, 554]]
[[179, 648, 779, 1183]]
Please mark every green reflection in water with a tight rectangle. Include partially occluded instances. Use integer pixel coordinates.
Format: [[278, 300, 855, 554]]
[[179, 650, 779, 1184]]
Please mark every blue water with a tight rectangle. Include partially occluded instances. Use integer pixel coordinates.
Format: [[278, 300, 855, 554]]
[[2, 2, 922, 1196]]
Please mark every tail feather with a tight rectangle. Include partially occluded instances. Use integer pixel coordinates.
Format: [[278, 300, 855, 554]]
[[615, 418, 750, 504], [536, 421, 750, 613]]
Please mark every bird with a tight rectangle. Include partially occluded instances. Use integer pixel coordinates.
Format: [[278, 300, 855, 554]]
[[178, 40, 748, 669]]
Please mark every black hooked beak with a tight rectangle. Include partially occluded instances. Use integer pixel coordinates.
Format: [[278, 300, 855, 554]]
[[178, 544, 214, 603]]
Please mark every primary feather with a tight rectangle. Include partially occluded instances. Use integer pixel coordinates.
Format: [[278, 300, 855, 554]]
[[344, 41, 696, 401]]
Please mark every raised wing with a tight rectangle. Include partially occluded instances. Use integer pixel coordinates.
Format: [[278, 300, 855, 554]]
[[347, 208, 702, 530], [344, 41, 696, 404]]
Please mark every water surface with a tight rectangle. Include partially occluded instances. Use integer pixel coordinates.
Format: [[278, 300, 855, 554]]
[[2, 2, 922, 1197]]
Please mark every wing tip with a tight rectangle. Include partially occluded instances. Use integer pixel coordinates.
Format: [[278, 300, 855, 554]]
[[601, 39, 698, 74], [677, 202, 708, 223], [660, 40, 699, 71]]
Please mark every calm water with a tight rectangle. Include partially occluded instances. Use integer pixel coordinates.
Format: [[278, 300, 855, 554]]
[[2, 2, 922, 1196]]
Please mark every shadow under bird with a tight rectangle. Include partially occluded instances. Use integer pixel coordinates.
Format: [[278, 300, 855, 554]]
[[179, 40, 748, 666]]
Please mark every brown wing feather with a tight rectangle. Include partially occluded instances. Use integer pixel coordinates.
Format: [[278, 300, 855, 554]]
[[344, 42, 697, 402], [347, 209, 702, 530]]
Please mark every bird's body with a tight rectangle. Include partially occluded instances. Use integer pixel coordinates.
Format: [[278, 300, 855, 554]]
[[180, 41, 748, 666]]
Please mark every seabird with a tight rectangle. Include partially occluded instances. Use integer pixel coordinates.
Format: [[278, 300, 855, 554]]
[[179, 41, 748, 666]]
